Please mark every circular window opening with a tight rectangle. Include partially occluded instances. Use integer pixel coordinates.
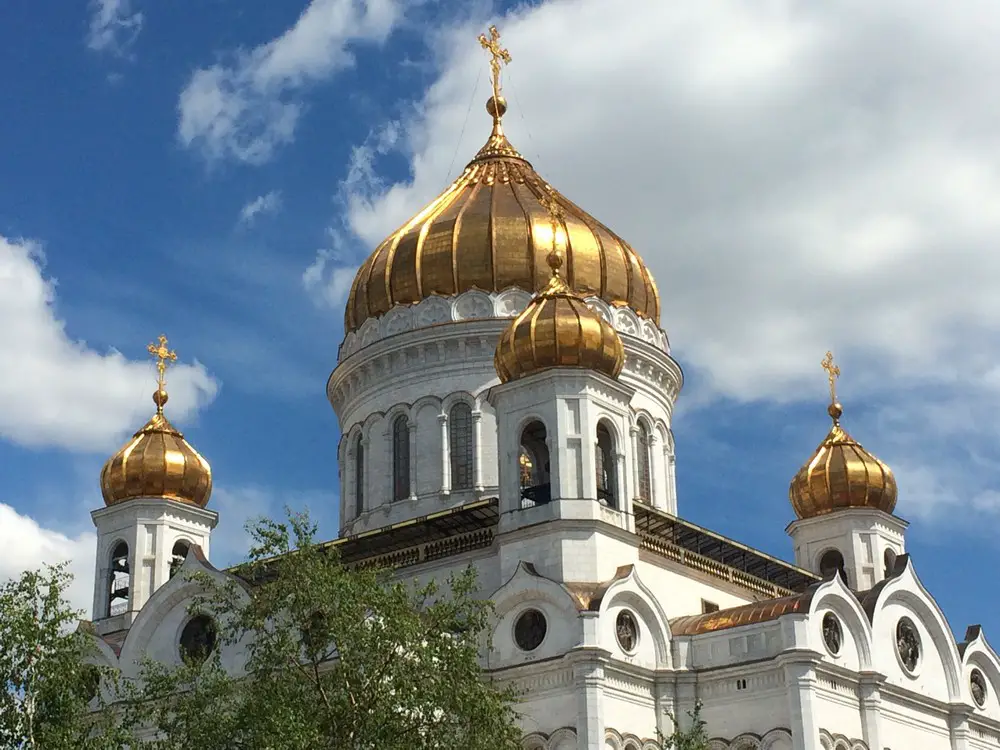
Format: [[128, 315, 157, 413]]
[[822, 612, 843, 656], [179, 614, 217, 666], [971, 668, 988, 708], [896, 617, 921, 674], [616, 610, 640, 652], [514, 609, 547, 652], [819, 549, 846, 582]]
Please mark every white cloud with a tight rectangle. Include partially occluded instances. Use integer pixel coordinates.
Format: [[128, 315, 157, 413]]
[[239, 190, 283, 225], [177, 0, 400, 164], [0, 236, 218, 452], [0, 503, 96, 617], [87, 0, 143, 56], [327, 0, 1000, 522]]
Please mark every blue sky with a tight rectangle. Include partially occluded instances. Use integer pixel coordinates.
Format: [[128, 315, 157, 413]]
[[1, 0, 999, 640]]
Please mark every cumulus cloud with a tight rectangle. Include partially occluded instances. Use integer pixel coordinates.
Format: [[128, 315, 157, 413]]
[[0, 236, 218, 452], [178, 0, 400, 164], [87, 0, 144, 56], [0, 503, 96, 617], [239, 190, 283, 225], [326, 0, 1000, 521]]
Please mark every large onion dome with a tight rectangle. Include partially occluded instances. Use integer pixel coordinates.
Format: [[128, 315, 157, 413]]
[[100, 338, 212, 508], [789, 355, 896, 519], [494, 249, 625, 384], [344, 96, 660, 333]]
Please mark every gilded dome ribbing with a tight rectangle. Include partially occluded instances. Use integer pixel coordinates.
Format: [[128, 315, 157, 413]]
[[344, 98, 660, 333], [494, 250, 625, 384], [789, 353, 897, 520], [100, 337, 212, 508]]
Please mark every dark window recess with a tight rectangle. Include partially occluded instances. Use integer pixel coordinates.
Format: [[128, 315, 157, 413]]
[[179, 615, 217, 666], [596, 423, 617, 508], [701, 600, 720, 614], [519, 421, 550, 508], [514, 609, 547, 652], [392, 416, 410, 502], [108, 542, 130, 617], [637, 423, 652, 501], [169, 541, 190, 579], [449, 403, 474, 490], [354, 435, 365, 516]]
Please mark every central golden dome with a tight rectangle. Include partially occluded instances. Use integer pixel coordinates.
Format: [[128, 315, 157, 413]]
[[344, 98, 660, 333]]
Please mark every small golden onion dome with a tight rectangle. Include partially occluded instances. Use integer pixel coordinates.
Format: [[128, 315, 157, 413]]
[[789, 401, 897, 520], [494, 250, 625, 383], [344, 96, 660, 333], [101, 362, 212, 508]]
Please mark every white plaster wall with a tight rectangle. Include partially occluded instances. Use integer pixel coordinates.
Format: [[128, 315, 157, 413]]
[[602, 690, 657, 742], [879, 701, 952, 750], [811, 688, 863, 743], [698, 680, 788, 740], [635, 557, 753, 620], [516, 687, 580, 741]]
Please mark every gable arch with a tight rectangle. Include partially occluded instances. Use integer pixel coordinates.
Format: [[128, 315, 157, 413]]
[[596, 567, 672, 668], [810, 578, 874, 671], [961, 628, 1000, 717]]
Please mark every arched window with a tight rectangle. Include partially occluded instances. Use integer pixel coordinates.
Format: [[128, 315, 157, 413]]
[[519, 421, 550, 508], [169, 540, 190, 579], [636, 422, 652, 502], [108, 541, 130, 617], [354, 434, 365, 516], [449, 403, 474, 490], [392, 415, 410, 502], [819, 549, 846, 582], [596, 423, 617, 508]]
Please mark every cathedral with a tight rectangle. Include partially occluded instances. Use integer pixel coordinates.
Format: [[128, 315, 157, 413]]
[[83, 30, 1000, 750]]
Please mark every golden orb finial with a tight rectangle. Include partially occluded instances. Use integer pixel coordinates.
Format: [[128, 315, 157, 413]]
[[147, 334, 177, 415], [479, 25, 511, 125]]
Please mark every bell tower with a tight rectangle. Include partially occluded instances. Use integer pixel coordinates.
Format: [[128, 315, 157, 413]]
[[90, 336, 217, 634]]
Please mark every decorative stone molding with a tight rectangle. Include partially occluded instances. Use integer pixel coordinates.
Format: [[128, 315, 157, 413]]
[[337, 289, 671, 362], [817, 729, 869, 750], [521, 727, 577, 750], [605, 728, 794, 750]]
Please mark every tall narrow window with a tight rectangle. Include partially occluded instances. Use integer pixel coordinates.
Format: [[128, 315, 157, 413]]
[[449, 403, 474, 490], [108, 542, 130, 617], [596, 423, 617, 508], [637, 423, 652, 502], [354, 435, 365, 516], [519, 421, 550, 508], [392, 416, 410, 502], [169, 540, 190, 579]]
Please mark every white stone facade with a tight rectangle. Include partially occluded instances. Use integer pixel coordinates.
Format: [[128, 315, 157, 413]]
[[86, 267, 1000, 750]]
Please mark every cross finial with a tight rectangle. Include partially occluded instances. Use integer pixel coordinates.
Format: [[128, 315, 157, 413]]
[[536, 192, 567, 281], [820, 351, 843, 422], [478, 25, 511, 119], [147, 334, 177, 414]]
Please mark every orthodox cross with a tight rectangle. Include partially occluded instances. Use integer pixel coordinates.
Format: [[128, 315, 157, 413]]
[[148, 334, 177, 392], [478, 25, 511, 109], [821, 350, 840, 404]]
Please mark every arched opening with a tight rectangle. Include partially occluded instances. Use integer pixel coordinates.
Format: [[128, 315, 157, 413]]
[[819, 549, 847, 582], [169, 540, 190, 579], [636, 422, 652, 502], [596, 422, 617, 508], [354, 434, 365, 516], [449, 402, 474, 490], [108, 541, 130, 617], [884, 547, 897, 579], [392, 415, 410, 502], [519, 421, 550, 508]]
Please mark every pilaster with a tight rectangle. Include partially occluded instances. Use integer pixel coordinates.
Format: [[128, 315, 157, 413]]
[[566, 646, 610, 750], [778, 651, 822, 750], [948, 703, 974, 750], [857, 671, 885, 750]]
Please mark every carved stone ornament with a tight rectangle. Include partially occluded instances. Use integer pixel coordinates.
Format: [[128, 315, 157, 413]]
[[896, 617, 921, 673], [514, 608, 547, 652], [822, 612, 843, 656], [971, 668, 988, 707], [616, 610, 639, 652]]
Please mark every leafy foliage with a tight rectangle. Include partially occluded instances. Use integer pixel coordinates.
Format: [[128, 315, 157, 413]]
[[0, 563, 132, 749], [660, 701, 711, 750], [133, 510, 522, 750]]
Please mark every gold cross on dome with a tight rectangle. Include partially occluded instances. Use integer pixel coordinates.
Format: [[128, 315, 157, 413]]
[[821, 350, 840, 404], [147, 334, 177, 391], [478, 25, 511, 110]]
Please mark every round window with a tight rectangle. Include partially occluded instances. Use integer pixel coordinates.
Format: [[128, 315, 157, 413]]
[[616, 610, 639, 652], [971, 668, 988, 708], [822, 612, 843, 656], [514, 609, 547, 652], [179, 614, 217, 666], [896, 617, 921, 674]]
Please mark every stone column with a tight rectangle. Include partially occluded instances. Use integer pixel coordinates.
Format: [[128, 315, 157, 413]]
[[567, 644, 610, 749], [857, 671, 885, 750], [948, 704, 974, 750], [408, 419, 418, 501], [439, 412, 451, 496], [778, 653, 822, 750], [472, 409, 484, 491]]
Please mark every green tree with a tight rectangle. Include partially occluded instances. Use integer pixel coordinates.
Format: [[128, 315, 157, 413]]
[[0, 563, 132, 749], [133, 510, 522, 750], [660, 701, 711, 750]]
